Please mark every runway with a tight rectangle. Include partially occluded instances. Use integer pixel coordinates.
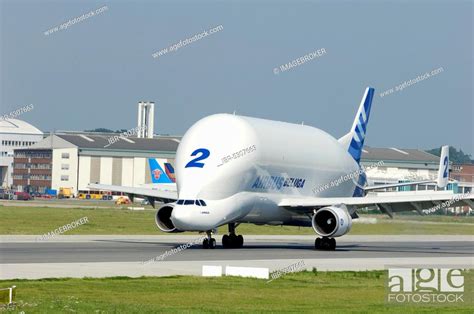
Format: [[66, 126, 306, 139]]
[[1, 235, 472, 279]]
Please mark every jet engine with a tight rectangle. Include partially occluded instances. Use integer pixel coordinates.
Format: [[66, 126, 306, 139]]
[[155, 203, 181, 233], [312, 205, 352, 237]]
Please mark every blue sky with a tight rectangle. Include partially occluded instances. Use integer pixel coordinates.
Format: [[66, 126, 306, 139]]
[[1, 0, 472, 154]]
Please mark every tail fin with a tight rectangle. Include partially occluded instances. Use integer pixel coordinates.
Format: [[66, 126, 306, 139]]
[[338, 87, 375, 163], [148, 159, 176, 183], [436, 145, 449, 188]]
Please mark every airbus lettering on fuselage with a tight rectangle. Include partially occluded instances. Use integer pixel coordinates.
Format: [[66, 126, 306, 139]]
[[252, 176, 306, 190]]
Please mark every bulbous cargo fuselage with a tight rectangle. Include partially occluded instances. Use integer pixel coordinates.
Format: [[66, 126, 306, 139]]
[[169, 114, 359, 231]]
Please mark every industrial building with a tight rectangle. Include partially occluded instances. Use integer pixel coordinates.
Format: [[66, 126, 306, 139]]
[[12, 133, 179, 194], [361, 147, 473, 214], [11, 100, 179, 195], [0, 118, 44, 187], [362, 147, 444, 189], [451, 163, 474, 192], [361, 147, 473, 194], [137, 101, 155, 139]]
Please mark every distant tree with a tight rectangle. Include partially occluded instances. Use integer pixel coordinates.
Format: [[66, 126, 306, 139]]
[[426, 147, 473, 164], [84, 128, 129, 133], [84, 128, 115, 133]]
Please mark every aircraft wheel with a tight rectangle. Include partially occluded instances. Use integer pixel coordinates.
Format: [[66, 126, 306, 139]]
[[222, 234, 231, 248], [202, 238, 209, 249], [315, 237, 336, 250], [236, 235, 244, 248], [315, 237, 322, 249], [222, 234, 243, 248], [320, 237, 335, 251], [209, 238, 216, 249]]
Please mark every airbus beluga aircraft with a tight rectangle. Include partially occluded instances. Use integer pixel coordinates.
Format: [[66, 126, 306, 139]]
[[90, 87, 474, 250]]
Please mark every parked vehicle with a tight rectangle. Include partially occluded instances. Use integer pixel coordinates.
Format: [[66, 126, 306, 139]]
[[78, 190, 113, 200], [115, 196, 131, 205], [0, 189, 14, 200], [45, 189, 58, 197], [58, 187, 73, 199], [30, 192, 52, 199], [14, 191, 31, 201]]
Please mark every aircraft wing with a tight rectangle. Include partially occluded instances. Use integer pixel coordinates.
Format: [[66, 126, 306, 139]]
[[364, 180, 435, 191], [88, 183, 178, 203], [279, 192, 474, 217]]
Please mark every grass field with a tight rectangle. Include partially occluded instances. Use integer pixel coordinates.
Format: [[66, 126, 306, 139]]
[[1, 205, 473, 235], [0, 270, 472, 313]]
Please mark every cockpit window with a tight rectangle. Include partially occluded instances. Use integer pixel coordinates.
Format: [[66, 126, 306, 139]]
[[176, 199, 207, 206]]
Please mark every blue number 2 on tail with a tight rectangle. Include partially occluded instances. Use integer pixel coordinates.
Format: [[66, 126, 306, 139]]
[[185, 148, 210, 168], [443, 156, 448, 178]]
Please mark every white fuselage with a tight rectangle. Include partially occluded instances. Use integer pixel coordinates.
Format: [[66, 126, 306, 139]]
[[170, 114, 360, 231]]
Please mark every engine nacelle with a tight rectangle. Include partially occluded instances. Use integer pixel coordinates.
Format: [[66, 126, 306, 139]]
[[155, 203, 182, 233], [312, 205, 352, 237]]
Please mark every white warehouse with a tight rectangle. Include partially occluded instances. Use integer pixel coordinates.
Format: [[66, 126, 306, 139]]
[[0, 119, 44, 187]]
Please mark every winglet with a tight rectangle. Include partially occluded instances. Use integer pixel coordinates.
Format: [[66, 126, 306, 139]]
[[436, 145, 449, 188], [338, 87, 375, 163]]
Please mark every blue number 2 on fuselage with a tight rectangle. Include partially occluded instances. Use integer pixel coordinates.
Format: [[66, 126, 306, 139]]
[[185, 148, 210, 168]]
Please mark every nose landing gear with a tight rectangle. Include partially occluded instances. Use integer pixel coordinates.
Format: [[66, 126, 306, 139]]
[[315, 237, 336, 250], [222, 223, 244, 248], [203, 230, 216, 249]]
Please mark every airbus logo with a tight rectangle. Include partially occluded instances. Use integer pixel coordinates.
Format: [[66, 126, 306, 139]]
[[252, 176, 306, 190]]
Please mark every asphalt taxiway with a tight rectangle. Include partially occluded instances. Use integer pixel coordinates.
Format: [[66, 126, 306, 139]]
[[1, 235, 472, 279]]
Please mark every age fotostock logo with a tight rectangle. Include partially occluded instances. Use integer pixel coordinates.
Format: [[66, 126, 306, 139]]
[[387, 268, 466, 304]]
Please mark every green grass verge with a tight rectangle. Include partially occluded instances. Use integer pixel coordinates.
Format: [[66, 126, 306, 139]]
[[0, 206, 473, 235], [0, 271, 472, 313]]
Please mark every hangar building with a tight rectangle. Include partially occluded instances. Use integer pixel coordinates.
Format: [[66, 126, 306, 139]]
[[361, 146, 472, 194], [12, 132, 179, 194], [0, 119, 44, 187]]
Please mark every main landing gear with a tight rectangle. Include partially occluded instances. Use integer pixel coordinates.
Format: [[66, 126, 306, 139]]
[[222, 223, 244, 248], [315, 237, 336, 250], [202, 224, 244, 249], [202, 230, 216, 249]]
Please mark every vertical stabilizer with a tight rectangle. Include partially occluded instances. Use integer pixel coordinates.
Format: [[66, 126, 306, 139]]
[[436, 145, 449, 188], [338, 87, 375, 163], [148, 159, 176, 183]]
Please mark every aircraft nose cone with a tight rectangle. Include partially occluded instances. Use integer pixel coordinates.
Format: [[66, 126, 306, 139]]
[[171, 206, 214, 231], [170, 206, 190, 230]]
